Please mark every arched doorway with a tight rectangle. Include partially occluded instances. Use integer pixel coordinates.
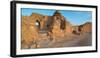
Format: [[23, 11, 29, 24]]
[[35, 20, 40, 29]]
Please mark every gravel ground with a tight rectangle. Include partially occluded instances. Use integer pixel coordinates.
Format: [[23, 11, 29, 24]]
[[27, 32, 92, 49]]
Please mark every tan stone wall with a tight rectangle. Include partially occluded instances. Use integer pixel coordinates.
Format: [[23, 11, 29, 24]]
[[40, 16, 48, 29], [21, 14, 50, 48], [21, 16, 39, 48], [81, 23, 92, 33], [65, 26, 73, 35]]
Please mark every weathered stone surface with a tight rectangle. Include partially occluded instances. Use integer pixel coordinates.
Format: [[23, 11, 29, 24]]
[[71, 22, 92, 35], [80, 22, 92, 33], [21, 16, 39, 48]]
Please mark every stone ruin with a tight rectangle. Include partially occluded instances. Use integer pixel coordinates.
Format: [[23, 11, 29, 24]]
[[21, 10, 92, 49]]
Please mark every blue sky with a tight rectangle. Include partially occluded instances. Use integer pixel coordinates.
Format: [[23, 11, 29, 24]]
[[21, 8, 92, 25]]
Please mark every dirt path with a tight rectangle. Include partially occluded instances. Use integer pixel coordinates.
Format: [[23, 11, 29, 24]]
[[30, 32, 92, 48]]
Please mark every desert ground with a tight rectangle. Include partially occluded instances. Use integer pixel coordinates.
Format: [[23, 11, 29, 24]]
[[22, 32, 92, 49]]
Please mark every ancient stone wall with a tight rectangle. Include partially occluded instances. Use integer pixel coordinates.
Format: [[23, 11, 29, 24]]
[[80, 22, 92, 33], [21, 16, 39, 48]]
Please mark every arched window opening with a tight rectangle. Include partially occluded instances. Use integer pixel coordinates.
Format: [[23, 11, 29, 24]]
[[35, 20, 40, 29]]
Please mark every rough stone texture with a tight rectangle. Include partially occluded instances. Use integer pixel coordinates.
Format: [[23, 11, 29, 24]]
[[71, 22, 92, 35], [80, 22, 92, 33], [21, 16, 39, 48]]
